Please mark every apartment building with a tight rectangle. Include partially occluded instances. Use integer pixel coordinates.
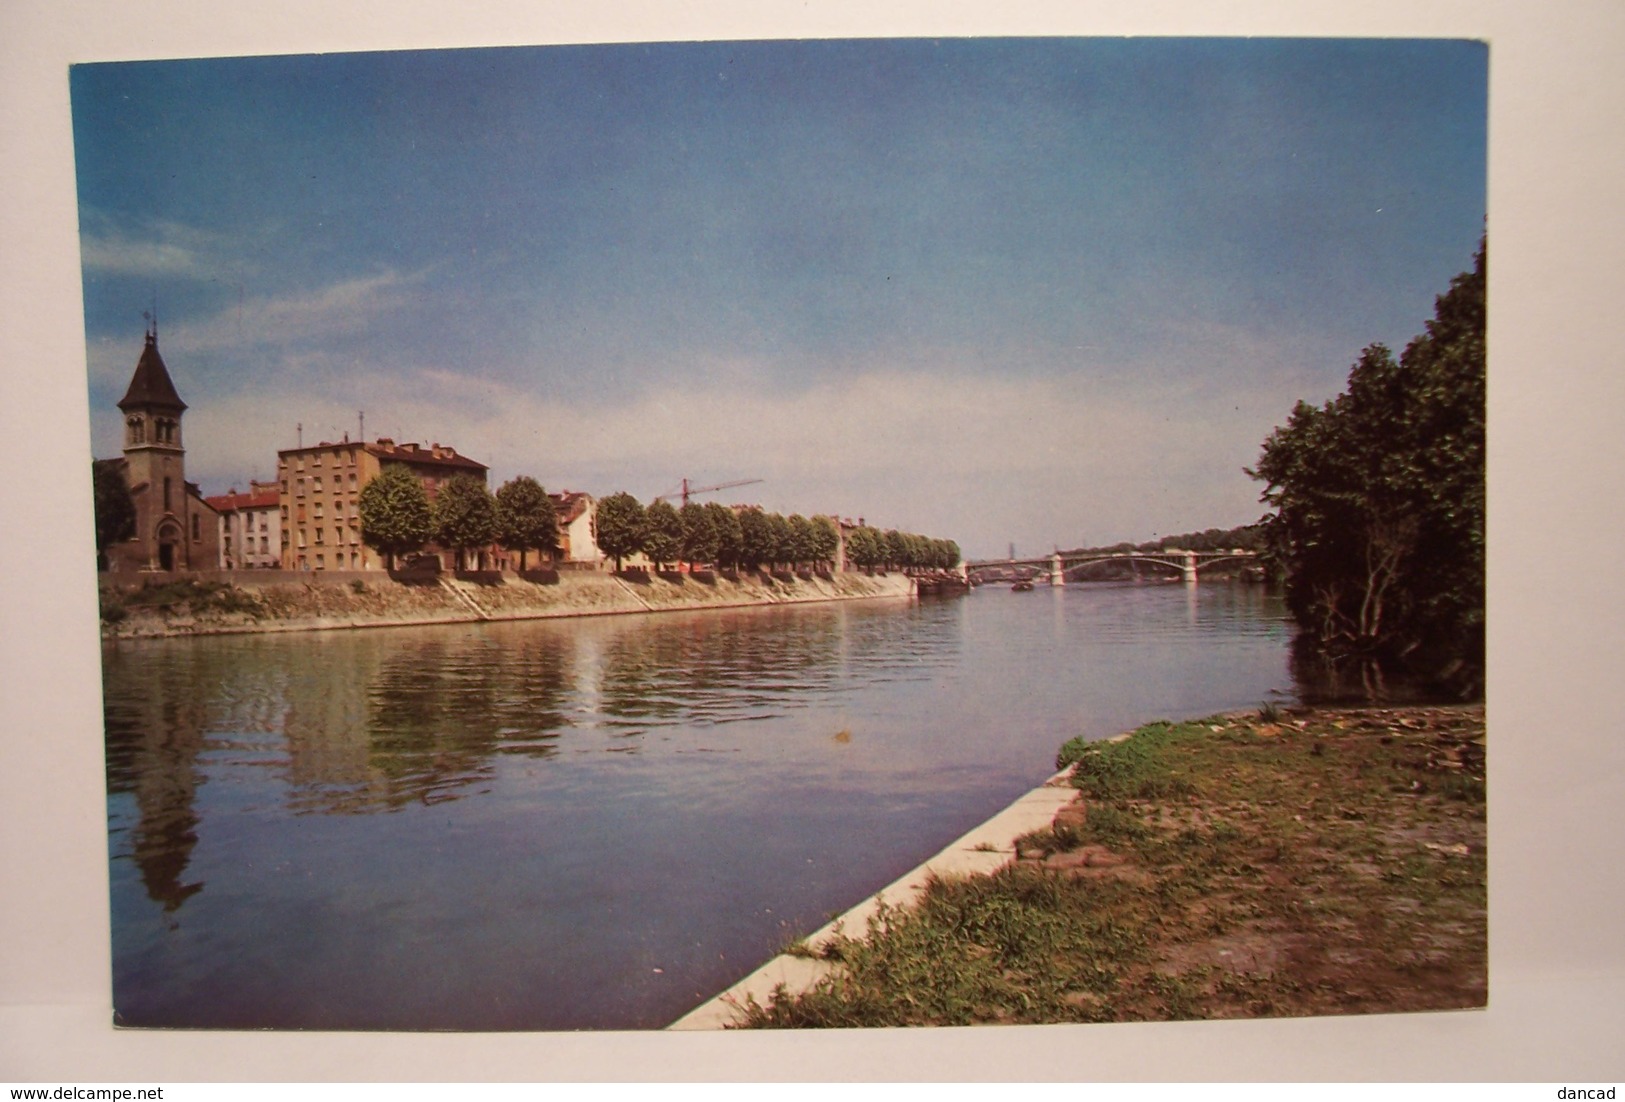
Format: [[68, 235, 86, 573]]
[[276, 437, 488, 571], [204, 480, 281, 569]]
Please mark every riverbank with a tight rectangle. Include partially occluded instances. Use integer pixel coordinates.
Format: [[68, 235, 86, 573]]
[[675, 702, 1486, 1029], [98, 569, 915, 639]]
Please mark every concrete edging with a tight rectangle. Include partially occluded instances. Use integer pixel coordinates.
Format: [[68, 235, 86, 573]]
[[667, 766, 1082, 1030]]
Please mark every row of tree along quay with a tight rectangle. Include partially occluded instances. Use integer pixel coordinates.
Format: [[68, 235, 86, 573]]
[[591, 491, 960, 578], [355, 468, 558, 572], [354, 470, 962, 580]]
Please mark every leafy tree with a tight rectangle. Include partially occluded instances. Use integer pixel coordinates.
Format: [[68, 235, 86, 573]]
[[705, 501, 741, 571], [785, 514, 814, 570], [643, 499, 685, 571], [846, 525, 883, 571], [359, 464, 435, 570], [810, 516, 840, 569], [1250, 237, 1485, 687], [767, 512, 793, 570], [594, 491, 645, 572], [494, 476, 557, 571], [434, 474, 499, 570], [884, 530, 910, 571], [93, 461, 136, 568], [679, 501, 719, 568], [736, 507, 775, 571]]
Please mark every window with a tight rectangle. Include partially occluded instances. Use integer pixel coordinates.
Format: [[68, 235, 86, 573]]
[[163, 477, 172, 510], [261, 536, 269, 554], [296, 457, 305, 472], [316, 554, 325, 569], [315, 527, 324, 545], [313, 453, 323, 467], [314, 476, 323, 492], [298, 528, 307, 548], [128, 418, 144, 445], [192, 515, 201, 542]]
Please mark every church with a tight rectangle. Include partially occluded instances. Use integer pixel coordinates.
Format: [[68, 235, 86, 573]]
[[95, 327, 220, 573]]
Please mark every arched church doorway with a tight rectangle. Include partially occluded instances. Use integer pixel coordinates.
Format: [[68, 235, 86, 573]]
[[155, 519, 183, 572]]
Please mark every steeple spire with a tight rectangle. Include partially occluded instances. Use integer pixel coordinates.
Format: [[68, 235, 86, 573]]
[[118, 328, 187, 414]]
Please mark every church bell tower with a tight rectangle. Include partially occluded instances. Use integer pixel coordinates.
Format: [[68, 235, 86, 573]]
[[116, 322, 191, 570]]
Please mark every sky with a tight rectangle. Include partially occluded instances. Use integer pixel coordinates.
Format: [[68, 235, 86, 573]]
[[70, 37, 1486, 561]]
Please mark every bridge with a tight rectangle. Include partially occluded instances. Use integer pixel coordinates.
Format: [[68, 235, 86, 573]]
[[966, 549, 1260, 587]]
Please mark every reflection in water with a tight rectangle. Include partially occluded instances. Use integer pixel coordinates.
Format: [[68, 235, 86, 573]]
[[103, 675, 204, 912], [102, 585, 1294, 1029]]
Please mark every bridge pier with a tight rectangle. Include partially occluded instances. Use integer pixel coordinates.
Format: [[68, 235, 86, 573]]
[[1049, 552, 1065, 587], [1180, 550, 1198, 585]]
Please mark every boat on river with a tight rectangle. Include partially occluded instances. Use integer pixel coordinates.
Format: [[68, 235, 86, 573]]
[[914, 572, 971, 597]]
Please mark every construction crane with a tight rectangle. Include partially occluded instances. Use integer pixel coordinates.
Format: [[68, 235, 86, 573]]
[[655, 477, 763, 507]]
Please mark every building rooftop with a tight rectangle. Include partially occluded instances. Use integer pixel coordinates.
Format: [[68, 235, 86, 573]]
[[276, 436, 488, 473], [205, 489, 279, 512]]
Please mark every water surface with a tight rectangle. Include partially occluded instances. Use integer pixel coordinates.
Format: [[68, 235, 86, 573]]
[[103, 582, 1294, 1029]]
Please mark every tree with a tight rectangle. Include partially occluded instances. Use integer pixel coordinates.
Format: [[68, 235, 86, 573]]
[[705, 501, 741, 571], [785, 514, 814, 570], [359, 464, 435, 570], [810, 515, 840, 570], [642, 499, 685, 571], [494, 476, 557, 571], [736, 507, 774, 571], [594, 491, 645, 572], [767, 512, 793, 570], [846, 525, 883, 571], [1250, 237, 1485, 687], [884, 529, 910, 571], [434, 474, 499, 570], [679, 501, 719, 569], [93, 461, 136, 569]]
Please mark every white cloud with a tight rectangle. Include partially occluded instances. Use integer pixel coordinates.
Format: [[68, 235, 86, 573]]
[[173, 269, 427, 357], [77, 216, 227, 278]]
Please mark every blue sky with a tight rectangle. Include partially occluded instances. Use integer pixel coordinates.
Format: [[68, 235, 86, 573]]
[[71, 37, 1485, 559]]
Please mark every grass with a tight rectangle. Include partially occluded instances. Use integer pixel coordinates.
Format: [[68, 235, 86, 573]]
[[738, 704, 1486, 1028]]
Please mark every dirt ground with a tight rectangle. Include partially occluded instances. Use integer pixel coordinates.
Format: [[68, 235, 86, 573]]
[[1029, 705, 1487, 1020]]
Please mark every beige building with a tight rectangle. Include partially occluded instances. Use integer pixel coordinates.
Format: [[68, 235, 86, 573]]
[[97, 330, 221, 573], [204, 482, 281, 570], [276, 437, 488, 571]]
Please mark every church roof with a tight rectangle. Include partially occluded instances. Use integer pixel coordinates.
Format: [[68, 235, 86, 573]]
[[117, 333, 187, 413]]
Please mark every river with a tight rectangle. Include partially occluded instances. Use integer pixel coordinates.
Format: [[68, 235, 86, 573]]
[[102, 580, 1294, 1030]]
